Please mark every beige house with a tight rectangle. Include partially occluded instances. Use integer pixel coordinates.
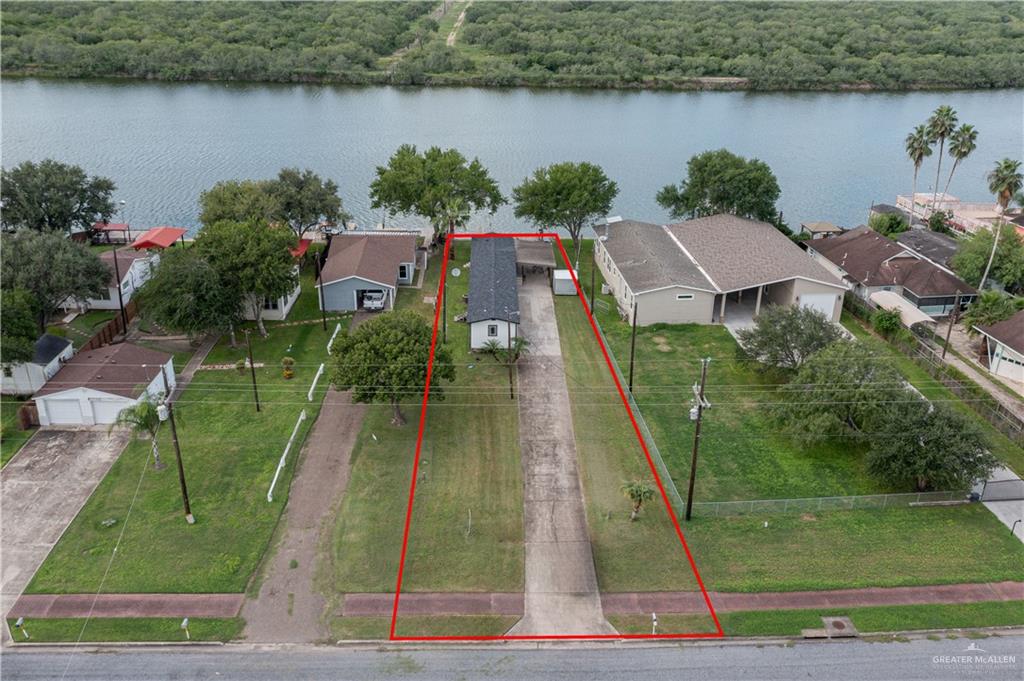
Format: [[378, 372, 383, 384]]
[[595, 215, 846, 326]]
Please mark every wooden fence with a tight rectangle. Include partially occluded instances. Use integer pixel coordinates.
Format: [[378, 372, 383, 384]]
[[79, 300, 139, 352]]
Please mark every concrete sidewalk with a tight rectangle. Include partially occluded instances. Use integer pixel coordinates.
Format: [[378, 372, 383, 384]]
[[507, 277, 615, 636], [9, 593, 243, 618]]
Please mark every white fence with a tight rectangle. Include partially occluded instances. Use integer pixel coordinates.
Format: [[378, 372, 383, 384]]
[[266, 409, 308, 503]]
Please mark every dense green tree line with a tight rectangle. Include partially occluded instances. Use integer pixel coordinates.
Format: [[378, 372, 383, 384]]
[[459, 1, 1024, 89], [2, 1, 1021, 90], [1, 1, 434, 82]]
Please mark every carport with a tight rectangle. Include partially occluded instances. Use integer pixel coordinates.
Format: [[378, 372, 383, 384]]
[[515, 238, 556, 285]]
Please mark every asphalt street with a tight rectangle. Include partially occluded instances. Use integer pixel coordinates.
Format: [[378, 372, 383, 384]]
[[2, 635, 1022, 681]]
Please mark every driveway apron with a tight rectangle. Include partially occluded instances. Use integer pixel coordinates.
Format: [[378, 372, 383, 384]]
[[507, 277, 615, 636]]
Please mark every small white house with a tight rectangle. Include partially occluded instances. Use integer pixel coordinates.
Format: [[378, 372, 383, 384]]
[[64, 248, 159, 312], [468, 237, 520, 350], [33, 343, 175, 427], [1, 334, 74, 396]]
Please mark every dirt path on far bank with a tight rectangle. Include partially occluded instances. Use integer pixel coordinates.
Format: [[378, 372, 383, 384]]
[[241, 389, 366, 643], [447, 2, 472, 47]]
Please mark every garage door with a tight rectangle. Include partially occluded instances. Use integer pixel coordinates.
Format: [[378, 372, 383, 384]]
[[799, 293, 839, 320], [90, 398, 130, 424], [44, 399, 82, 425]]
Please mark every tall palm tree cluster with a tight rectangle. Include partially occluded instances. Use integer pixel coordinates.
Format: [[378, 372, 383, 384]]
[[905, 105, 1022, 290], [903, 105, 978, 225]]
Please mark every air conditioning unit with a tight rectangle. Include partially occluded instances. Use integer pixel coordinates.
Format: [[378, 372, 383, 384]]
[[601, 283, 610, 295]]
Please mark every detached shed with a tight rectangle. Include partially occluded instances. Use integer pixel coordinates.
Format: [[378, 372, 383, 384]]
[[553, 269, 578, 296]]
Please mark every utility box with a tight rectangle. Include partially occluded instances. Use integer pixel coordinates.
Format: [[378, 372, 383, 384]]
[[553, 269, 578, 296]]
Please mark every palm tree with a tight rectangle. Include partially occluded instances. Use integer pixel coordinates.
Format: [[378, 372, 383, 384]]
[[926, 105, 958, 211], [111, 397, 165, 469], [621, 480, 655, 521], [979, 158, 1023, 290], [439, 196, 470, 257], [905, 125, 933, 226], [940, 124, 979, 201]]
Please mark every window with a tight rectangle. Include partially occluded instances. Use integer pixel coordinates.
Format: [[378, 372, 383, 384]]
[[3, 366, 11, 378], [399, 264, 409, 279], [96, 288, 111, 301], [263, 297, 280, 310], [487, 324, 499, 337], [676, 293, 694, 301]]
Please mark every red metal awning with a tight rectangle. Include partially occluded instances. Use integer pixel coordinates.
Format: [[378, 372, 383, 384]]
[[93, 222, 130, 232], [131, 226, 188, 250], [290, 238, 312, 259]]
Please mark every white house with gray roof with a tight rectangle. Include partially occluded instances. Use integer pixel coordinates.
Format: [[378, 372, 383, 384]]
[[595, 214, 846, 326], [468, 237, 520, 349]]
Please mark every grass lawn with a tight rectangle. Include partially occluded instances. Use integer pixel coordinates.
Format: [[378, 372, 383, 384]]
[[325, 245, 524, 608], [609, 600, 1024, 636], [5, 617, 243, 643], [553, 278, 704, 593], [574, 240, 884, 502], [46, 309, 118, 349], [842, 312, 1024, 476], [1, 396, 34, 468], [330, 615, 519, 640], [684, 505, 1024, 593], [27, 283, 336, 594]]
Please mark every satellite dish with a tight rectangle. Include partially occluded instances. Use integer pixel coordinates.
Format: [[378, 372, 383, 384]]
[[451, 267, 461, 277]]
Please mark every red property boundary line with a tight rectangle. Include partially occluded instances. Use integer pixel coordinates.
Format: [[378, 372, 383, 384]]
[[389, 232, 724, 641]]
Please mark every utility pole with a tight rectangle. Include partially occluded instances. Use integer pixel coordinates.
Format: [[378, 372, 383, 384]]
[[942, 290, 962, 360], [160, 365, 194, 524], [244, 329, 260, 412], [628, 301, 638, 392], [685, 358, 711, 522], [315, 254, 327, 332], [111, 247, 129, 333], [442, 271, 448, 344], [590, 254, 596, 313]]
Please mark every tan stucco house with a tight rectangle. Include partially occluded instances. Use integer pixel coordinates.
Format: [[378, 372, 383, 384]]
[[595, 214, 846, 326]]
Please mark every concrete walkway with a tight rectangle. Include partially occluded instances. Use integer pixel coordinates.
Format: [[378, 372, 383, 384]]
[[9, 593, 243, 618], [507, 277, 615, 636], [241, 389, 367, 643], [330, 580, 1024, 618], [171, 334, 219, 401], [1, 428, 132, 642]]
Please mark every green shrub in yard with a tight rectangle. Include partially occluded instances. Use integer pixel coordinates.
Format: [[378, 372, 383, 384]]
[[871, 307, 903, 338]]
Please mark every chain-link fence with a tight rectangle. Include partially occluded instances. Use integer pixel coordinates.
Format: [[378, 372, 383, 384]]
[[583, 292, 686, 515]]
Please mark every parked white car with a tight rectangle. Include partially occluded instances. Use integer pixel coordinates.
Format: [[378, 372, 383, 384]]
[[362, 291, 386, 311]]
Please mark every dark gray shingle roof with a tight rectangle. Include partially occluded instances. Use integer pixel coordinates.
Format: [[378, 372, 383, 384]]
[[896, 229, 960, 268], [32, 334, 72, 365], [468, 238, 519, 323]]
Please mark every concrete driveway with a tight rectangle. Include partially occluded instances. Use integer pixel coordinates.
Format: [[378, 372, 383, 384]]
[[1, 428, 131, 633], [507, 277, 615, 636]]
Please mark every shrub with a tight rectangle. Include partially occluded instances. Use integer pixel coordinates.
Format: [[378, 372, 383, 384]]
[[871, 307, 903, 337]]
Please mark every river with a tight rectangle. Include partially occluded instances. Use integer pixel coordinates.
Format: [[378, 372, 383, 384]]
[[2, 79, 1021, 234]]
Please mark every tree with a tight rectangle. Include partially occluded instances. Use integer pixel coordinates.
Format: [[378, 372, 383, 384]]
[[904, 124, 933, 226], [112, 398, 167, 469], [369, 144, 504, 242], [272, 167, 347, 239], [0, 288, 39, 365], [961, 290, 1024, 333], [621, 480, 655, 521], [871, 307, 903, 338], [735, 304, 841, 371], [330, 310, 456, 425], [656, 149, 780, 223], [773, 340, 908, 441], [438, 196, 470, 257], [868, 212, 909, 237], [512, 161, 618, 261], [0, 231, 109, 332], [0, 159, 115, 233], [194, 221, 297, 337], [928, 210, 952, 235], [926, 105, 958, 210], [867, 400, 996, 492], [979, 158, 1023, 290], [951, 223, 1024, 294], [198, 179, 279, 228], [940, 124, 978, 200], [135, 248, 244, 346]]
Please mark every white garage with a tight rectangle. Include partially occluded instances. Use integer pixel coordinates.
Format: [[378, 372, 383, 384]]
[[798, 293, 841, 319], [33, 343, 175, 427]]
